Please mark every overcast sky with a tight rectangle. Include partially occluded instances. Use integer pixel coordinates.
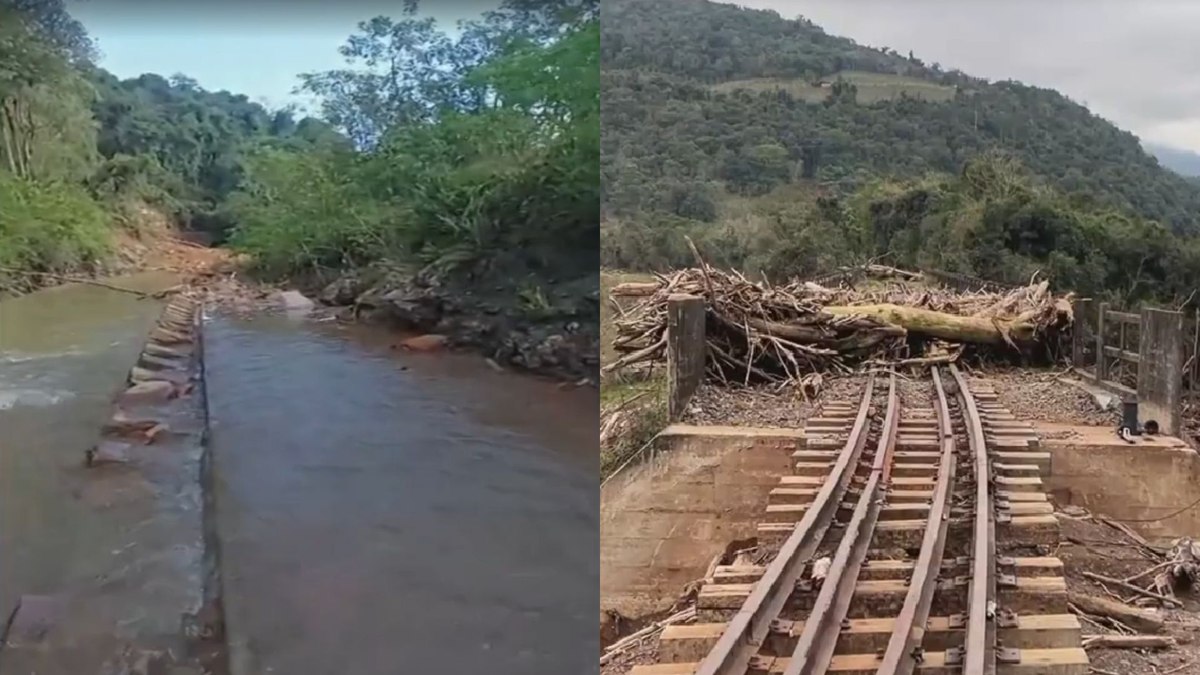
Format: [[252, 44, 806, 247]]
[[738, 0, 1200, 153]]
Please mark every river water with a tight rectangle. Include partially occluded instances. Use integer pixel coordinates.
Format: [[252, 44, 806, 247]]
[[0, 280, 599, 674]]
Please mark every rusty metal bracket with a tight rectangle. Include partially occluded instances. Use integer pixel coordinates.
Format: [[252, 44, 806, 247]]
[[944, 646, 964, 665], [996, 608, 1020, 628], [996, 511, 1013, 524], [947, 613, 966, 629], [749, 655, 774, 671], [997, 647, 1022, 664], [997, 573, 1018, 588]]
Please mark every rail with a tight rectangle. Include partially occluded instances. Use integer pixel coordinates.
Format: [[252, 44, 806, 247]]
[[783, 373, 898, 675], [876, 367, 958, 674], [950, 363, 996, 674], [693, 375, 877, 675]]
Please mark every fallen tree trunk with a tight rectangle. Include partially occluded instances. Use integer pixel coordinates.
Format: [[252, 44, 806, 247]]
[[822, 304, 1037, 345], [611, 282, 659, 297], [1069, 591, 1164, 634]]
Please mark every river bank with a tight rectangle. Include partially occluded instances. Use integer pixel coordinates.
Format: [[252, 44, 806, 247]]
[[233, 257, 600, 383]]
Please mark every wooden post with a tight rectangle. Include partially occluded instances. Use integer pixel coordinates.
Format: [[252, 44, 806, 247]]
[[1192, 309, 1199, 391], [1137, 307, 1184, 436], [1072, 298, 1093, 370], [666, 294, 705, 421], [1095, 302, 1109, 382]]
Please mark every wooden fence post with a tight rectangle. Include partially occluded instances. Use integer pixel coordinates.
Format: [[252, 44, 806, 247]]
[[1072, 298, 1093, 371], [666, 294, 705, 421], [1137, 307, 1184, 436], [1095, 302, 1109, 382]]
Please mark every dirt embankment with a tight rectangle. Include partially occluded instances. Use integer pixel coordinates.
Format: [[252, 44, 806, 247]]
[[309, 260, 600, 382]]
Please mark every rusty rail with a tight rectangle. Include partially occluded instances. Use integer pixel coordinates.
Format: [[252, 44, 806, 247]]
[[950, 364, 997, 674], [694, 375, 878, 675], [783, 373, 899, 675], [877, 367, 958, 674]]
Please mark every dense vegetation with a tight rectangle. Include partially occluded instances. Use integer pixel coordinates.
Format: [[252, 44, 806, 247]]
[[229, 0, 599, 280], [601, 0, 1200, 304], [1, 0, 598, 292]]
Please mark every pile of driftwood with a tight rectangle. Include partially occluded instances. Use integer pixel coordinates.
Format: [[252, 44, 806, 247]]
[[605, 263, 1073, 384]]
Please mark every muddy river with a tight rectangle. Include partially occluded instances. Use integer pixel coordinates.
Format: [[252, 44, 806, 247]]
[[0, 279, 599, 674]]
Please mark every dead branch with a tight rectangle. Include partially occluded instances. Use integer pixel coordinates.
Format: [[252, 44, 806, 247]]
[[1081, 634, 1175, 650], [604, 266, 1073, 384], [1083, 571, 1183, 607]]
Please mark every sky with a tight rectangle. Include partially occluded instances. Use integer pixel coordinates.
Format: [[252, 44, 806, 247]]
[[68, 1, 495, 113], [736, 0, 1200, 154]]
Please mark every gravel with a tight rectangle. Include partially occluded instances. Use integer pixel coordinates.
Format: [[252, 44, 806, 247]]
[[972, 367, 1118, 426], [680, 374, 871, 428]]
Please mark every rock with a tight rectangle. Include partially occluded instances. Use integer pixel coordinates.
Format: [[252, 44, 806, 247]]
[[143, 423, 170, 444], [130, 365, 189, 385], [319, 276, 362, 306], [86, 441, 132, 466], [103, 409, 161, 436], [143, 342, 188, 359], [279, 290, 315, 312], [380, 290, 442, 330], [399, 334, 448, 352], [120, 380, 176, 405], [4, 595, 65, 647]]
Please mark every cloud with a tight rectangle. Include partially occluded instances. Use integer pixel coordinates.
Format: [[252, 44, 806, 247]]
[[735, 0, 1200, 152]]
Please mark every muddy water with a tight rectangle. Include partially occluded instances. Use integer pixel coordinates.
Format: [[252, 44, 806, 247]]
[[0, 273, 177, 624], [205, 315, 599, 674]]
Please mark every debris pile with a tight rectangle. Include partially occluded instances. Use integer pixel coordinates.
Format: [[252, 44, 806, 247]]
[[606, 264, 1074, 384]]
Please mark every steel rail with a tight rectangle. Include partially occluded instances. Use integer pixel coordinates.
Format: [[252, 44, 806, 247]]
[[877, 366, 958, 674], [783, 373, 899, 675], [694, 375, 878, 675], [950, 364, 997, 675]]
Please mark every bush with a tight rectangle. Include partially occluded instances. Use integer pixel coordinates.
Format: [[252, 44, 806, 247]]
[[0, 173, 111, 276]]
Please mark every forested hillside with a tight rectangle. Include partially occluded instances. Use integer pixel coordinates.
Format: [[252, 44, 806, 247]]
[[2, 0, 598, 297], [601, 0, 1200, 304]]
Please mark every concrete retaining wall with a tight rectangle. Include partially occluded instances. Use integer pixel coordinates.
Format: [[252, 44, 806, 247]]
[[1041, 422, 1200, 544], [599, 424, 799, 617]]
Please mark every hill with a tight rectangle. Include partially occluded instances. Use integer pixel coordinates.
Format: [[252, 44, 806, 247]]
[[601, 0, 1200, 239]]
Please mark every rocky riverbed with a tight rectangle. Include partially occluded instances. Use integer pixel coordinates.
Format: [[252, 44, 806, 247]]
[[310, 260, 599, 382]]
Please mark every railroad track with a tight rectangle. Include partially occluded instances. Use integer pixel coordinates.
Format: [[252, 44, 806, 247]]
[[631, 367, 1089, 675]]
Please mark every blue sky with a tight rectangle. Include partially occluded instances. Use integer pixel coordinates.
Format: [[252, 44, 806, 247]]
[[68, 1, 489, 113]]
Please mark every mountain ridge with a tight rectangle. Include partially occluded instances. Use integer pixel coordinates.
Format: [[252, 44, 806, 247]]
[[601, 0, 1200, 235]]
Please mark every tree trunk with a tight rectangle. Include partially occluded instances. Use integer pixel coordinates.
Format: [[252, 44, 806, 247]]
[[822, 303, 1037, 345], [1068, 591, 1164, 634]]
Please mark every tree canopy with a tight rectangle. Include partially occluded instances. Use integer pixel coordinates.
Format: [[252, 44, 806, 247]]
[[1, 0, 598, 290], [600, 0, 1200, 306]]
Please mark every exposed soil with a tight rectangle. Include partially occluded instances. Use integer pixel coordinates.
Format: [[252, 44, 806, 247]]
[[1057, 510, 1200, 674], [601, 639, 659, 675]]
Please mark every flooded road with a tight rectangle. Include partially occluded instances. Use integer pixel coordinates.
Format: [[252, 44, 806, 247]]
[[2, 278, 599, 674], [0, 273, 176, 624], [203, 315, 599, 674]]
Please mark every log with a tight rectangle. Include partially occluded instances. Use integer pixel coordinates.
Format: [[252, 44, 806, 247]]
[[1069, 591, 1165, 633], [822, 303, 1037, 345], [610, 282, 658, 297], [1082, 634, 1175, 650]]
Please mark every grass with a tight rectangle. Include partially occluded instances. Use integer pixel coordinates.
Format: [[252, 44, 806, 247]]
[[711, 70, 957, 104]]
